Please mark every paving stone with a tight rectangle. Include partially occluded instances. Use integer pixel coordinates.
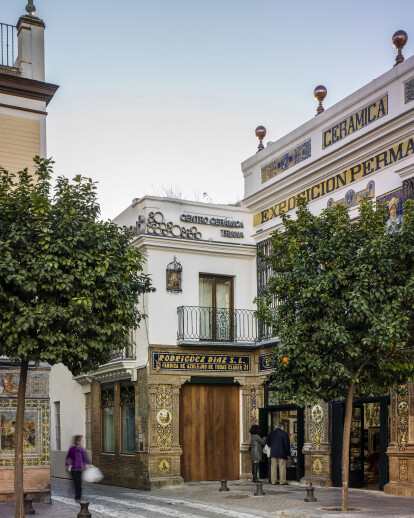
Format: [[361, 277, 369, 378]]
[[1, 478, 414, 517]]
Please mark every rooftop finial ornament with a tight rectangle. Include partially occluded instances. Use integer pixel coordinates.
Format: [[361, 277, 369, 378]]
[[25, 0, 36, 16], [392, 30, 408, 66], [255, 126, 266, 152], [314, 85, 327, 116]]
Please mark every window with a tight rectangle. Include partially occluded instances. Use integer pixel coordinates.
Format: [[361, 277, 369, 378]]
[[101, 384, 115, 452], [120, 383, 135, 453], [199, 274, 233, 341], [85, 393, 91, 450], [54, 401, 61, 450]]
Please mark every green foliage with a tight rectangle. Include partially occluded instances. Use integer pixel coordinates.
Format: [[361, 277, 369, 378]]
[[256, 195, 414, 407], [0, 158, 154, 375]]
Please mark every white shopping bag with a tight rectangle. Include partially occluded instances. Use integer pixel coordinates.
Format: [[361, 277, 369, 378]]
[[82, 465, 104, 483]]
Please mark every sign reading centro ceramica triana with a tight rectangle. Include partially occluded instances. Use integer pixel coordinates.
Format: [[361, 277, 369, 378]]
[[152, 352, 250, 372], [253, 135, 414, 227], [180, 214, 244, 238], [323, 94, 388, 149]]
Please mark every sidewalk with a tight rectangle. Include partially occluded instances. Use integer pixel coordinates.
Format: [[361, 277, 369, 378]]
[[1, 478, 414, 517], [156, 480, 414, 517]]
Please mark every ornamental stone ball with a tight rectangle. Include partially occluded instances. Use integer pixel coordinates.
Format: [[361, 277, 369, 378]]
[[392, 30, 408, 65], [314, 85, 327, 116], [255, 125, 267, 152], [25, 0, 36, 15]]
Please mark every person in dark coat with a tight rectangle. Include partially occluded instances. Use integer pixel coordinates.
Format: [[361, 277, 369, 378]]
[[65, 435, 91, 502], [266, 422, 290, 484], [249, 424, 265, 483]]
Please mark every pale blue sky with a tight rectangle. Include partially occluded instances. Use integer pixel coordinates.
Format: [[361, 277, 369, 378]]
[[1, 0, 414, 219]]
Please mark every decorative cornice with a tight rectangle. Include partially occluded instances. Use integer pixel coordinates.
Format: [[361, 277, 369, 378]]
[[17, 15, 45, 30], [0, 73, 58, 106], [0, 101, 47, 115], [395, 163, 414, 180], [132, 235, 256, 257]]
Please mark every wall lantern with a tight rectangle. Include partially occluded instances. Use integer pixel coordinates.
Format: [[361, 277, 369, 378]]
[[166, 256, 182, 293]]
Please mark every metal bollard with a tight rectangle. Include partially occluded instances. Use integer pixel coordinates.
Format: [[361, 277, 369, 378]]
[[254, 482, 265, 496], [77, 502, 92, 518], [219, 479, 230, 492], [304, 483, 317, 502], [23, 493, 35, 515]]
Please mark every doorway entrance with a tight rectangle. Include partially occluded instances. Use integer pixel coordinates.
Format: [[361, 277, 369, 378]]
[[259, 405, 305, 481], [179, 382, 240, 481], [332, 396, 390, 490]]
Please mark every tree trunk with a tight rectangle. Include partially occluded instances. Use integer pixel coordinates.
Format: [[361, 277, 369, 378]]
[[14, 360, 28, 518], [341, 381, 355, 512]]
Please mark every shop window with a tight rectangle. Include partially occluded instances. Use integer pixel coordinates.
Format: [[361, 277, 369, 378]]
[[101, 384, 115, 452], [85, 393, 91, 450], [120, 383, 136, 453], [54, 401, 61, 450], [199, 274, 233, 341]]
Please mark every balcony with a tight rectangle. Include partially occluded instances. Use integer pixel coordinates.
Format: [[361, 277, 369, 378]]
[[0, 23, 17, 69], [108, 342, 136, 362], [177, 306, 275, 346]]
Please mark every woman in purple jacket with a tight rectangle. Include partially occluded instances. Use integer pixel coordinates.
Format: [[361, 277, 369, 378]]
[[65, 435, 91, 502]]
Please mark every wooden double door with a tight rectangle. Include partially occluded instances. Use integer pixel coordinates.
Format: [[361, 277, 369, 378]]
[[179, 383, 240, 482]]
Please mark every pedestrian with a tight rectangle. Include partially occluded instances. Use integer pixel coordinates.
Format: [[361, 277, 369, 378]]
[[249, 424, 265, 483], [65, 435, 91, 502], [266, 422, 290, 485]]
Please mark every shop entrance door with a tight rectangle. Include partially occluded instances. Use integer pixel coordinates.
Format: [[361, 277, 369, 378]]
[[259, 405, 305, 481], [179, 383, 240, 481], [332, 396, 389, 490]]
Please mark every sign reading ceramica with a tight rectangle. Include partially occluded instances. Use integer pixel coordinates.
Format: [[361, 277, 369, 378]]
[[253, 135, 414, 227], [152, 352, 250, 372], [323, 95, 388, 149]]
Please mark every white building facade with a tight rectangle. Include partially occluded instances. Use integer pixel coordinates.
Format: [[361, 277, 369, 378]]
[[50, 33, 414, 496]]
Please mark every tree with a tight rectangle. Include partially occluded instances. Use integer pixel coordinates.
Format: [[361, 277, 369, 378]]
[[256, 196, 414, 511], [0, 158, 154, 518]]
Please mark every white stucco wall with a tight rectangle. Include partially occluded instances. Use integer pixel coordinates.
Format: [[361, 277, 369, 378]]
[[114, 197, 257, 349], [49, 363, 91, 478]]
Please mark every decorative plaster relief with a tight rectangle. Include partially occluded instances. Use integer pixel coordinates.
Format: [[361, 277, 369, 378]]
[[250, 388, 258, 424], [261, 139, 311, 184], [0, 398, 49, 466], [327, 181, 375, 209], [0, 367, 49, 399], [405, 77, 414, 104], [312, 456, 324, 475], [397, 385, 409, 451], [156, 385, 173, 451], [158, 458, 171, 475], [399, 459, 408, 481], [310, 403, 324, 450]]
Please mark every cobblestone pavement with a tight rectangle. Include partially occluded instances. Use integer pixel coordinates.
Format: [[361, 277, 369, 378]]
[[1, 478, 414, 517]]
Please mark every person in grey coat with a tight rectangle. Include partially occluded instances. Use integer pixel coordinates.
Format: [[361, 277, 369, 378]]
[[249, 424, 265, 483]]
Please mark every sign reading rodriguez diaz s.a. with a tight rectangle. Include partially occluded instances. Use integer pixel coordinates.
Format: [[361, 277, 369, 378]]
[[152, 352, 251, 372]]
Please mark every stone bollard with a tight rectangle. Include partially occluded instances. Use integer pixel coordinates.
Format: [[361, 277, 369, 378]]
[[77, 502, 92, 518], [219, 480, 230, 492], [304, 483, 317, 502], [254, 482, 265, 496], [23, 493, 35, 515]]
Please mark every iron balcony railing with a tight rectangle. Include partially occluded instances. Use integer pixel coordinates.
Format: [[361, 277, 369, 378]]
[[0, 23, 17, 68], [177, 306, 274, 343], [108, 342, 137, 361]]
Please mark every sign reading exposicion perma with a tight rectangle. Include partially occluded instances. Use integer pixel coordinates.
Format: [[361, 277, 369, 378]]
[[254, 135, 414, 227], [152, 352, 250, 372]]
